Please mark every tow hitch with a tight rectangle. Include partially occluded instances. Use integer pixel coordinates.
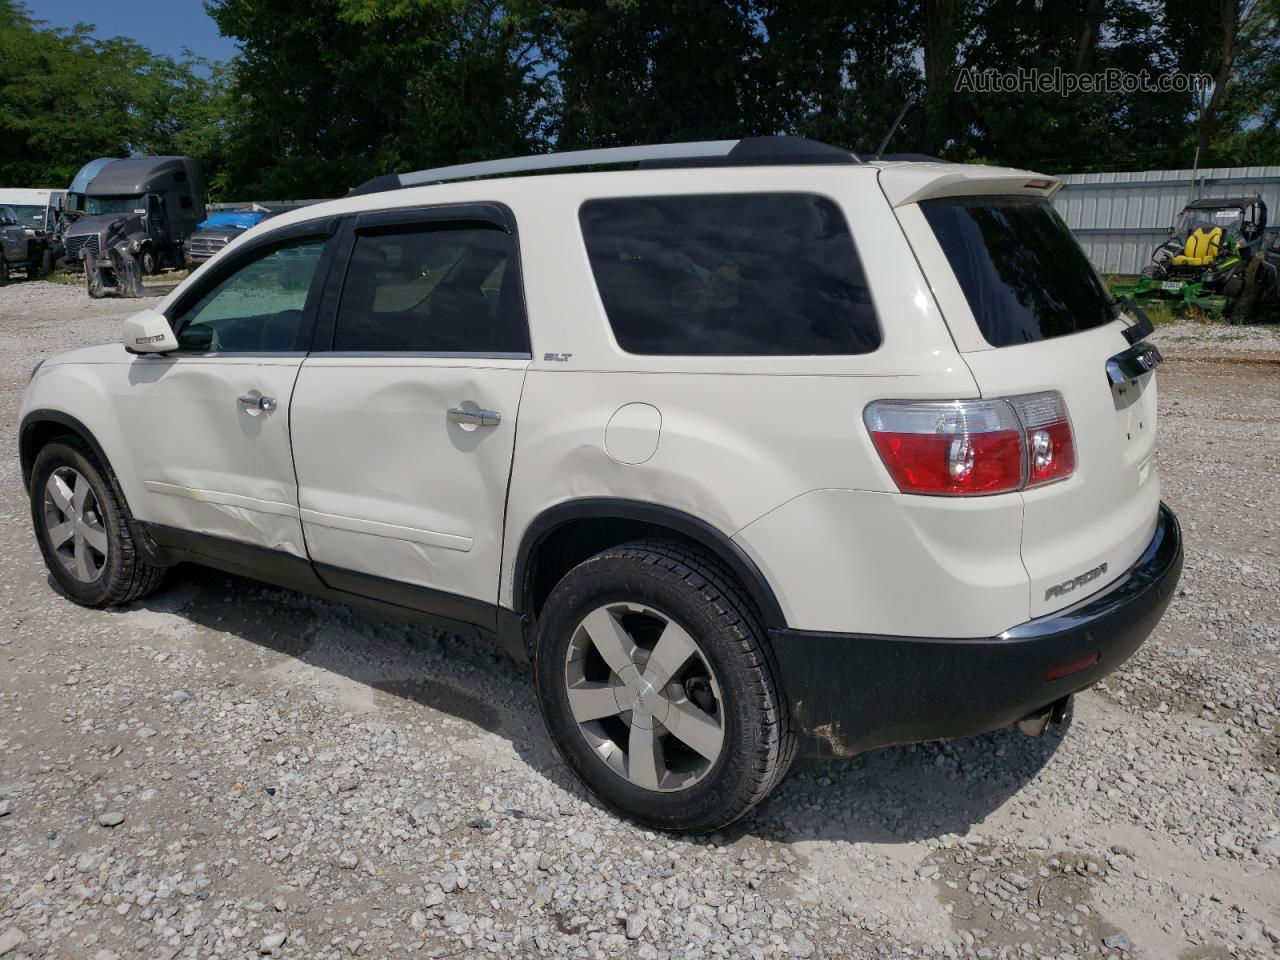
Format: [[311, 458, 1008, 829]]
[[1015, 696, 1072, 737]]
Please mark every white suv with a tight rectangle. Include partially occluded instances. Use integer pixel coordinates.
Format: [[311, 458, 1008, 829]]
[[20, 137, 1182, 831]]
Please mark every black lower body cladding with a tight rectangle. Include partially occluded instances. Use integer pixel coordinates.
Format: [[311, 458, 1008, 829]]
[[770, 502, 1183, 759]]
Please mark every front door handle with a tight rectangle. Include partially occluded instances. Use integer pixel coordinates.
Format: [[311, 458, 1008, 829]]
[[447, 407, 501, 427], [238, 393, 277, 412]]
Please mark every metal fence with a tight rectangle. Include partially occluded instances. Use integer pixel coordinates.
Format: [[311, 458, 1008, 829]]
[[1052, 166, 1280, 275]]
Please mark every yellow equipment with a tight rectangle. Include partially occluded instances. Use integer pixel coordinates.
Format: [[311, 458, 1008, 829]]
[[1170, 226, 1222, 268]]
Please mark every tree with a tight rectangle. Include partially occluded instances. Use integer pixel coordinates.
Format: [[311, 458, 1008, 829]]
[[205, 0, 551, 197], [542, 0, 770, 149], [760, 0, 919, 154], [0, 1, 226, 189]]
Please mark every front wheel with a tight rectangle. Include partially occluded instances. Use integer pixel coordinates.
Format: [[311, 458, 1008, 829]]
[[30, 438, 166, 607], [534, 540, 794, 832], [0, 255, 9, 285], [139, 247, 158, 276]]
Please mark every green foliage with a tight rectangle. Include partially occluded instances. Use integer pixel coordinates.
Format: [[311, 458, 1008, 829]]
[[204, 0, 551, 197], [1, 0, 1276, 199], [0, 0, 226, 189]]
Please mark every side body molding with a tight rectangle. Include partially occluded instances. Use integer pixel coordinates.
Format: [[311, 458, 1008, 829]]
[[511, 497, 787, 630]]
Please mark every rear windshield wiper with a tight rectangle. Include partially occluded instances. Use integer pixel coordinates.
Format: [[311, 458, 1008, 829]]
[[1110, 295, 1155, 345]]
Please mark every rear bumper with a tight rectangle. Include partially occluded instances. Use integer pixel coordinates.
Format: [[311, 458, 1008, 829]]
[[771, 502, 1183, 758]]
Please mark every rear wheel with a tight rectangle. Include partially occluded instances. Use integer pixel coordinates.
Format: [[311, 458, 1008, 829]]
[[534, 540, 794, 832], [30, 438, 166, 607]]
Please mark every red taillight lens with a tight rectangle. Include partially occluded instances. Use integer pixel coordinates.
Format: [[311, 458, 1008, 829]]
[[1009, 393, 1075, 487], [870, 430, 1024, 495], [864, 393, 1075, 497]]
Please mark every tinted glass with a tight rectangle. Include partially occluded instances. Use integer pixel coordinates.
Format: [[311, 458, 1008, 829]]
[[334, 225, 528, 354], [85, 195, 144, 216], [173, 238, 326, 352], [920, 195, 1114, 347], [579, 194, 878, 355]]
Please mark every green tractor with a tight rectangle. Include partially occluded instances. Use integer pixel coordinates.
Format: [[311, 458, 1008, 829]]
[[1111, 195, 1269, 315]]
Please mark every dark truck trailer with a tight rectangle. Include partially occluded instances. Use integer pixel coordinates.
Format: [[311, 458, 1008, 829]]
[[62, 157, 206, 295]]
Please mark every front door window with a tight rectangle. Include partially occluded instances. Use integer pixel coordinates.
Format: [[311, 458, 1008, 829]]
[[171, 238, 327, 353]]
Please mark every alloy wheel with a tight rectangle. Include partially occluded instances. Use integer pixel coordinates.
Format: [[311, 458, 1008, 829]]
[[42, 466, 108, 582], [563, 602, 724, 792]]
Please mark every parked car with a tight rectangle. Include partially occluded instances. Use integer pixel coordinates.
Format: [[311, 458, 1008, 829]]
[[0, 189, 67, 280], [62, 156, 206, 294], [185, 209, 270, 265], [18, 137, 1182, 831]]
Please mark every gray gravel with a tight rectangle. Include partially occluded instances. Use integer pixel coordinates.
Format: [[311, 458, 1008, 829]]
[[1, 281, 1277, 959]]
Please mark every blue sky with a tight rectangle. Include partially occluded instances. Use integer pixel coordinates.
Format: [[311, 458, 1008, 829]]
[[25, 0, 239, 63]]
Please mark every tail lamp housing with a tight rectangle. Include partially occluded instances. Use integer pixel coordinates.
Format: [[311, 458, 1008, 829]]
[[864, 392, 1075, 496]]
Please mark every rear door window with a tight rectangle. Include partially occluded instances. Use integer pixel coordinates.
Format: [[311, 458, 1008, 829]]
[[579, 193, 879, 356], [333, 224, 528, 354], [920, 195, 1114, 347]]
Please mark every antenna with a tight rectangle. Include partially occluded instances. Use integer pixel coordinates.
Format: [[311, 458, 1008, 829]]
[[876, 96, 914, 159]]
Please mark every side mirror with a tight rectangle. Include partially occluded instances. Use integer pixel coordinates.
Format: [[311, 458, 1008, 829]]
[[122, 309, 178, 354]]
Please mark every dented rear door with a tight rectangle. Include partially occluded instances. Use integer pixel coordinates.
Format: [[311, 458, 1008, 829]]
[[289, 206, 531, 613]]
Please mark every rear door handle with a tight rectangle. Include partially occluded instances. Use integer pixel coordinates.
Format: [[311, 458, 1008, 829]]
[[238, 393, 277, 412], [447, 407, 501, 427]]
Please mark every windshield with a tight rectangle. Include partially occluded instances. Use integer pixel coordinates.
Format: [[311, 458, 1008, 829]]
[[1175, 207, 1244, 236], [84, 195, 145, 216], [8, 205, 47, 229], [921, 194, 1114, 348]]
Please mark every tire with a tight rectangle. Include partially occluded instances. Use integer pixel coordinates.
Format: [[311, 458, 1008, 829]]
[[139, 248, 158, 276], [0, 255, 9, 285], [1232, 277, 1261, 324], [534, 539, 795, 832], [29, 437, 166, 608]]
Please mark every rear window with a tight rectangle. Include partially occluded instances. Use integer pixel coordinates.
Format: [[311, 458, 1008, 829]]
[[579, 193, 879, 355], [920, 195, 1114, 347]]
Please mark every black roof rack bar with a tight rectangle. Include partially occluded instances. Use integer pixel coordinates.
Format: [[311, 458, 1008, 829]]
[[348, 136, 863, 197]]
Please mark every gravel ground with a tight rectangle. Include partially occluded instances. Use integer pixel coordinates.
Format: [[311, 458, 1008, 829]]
[[1, 281, 1277, 960]]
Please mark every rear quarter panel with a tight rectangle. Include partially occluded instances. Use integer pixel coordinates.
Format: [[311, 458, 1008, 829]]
[[498, 166, 1034, 636]]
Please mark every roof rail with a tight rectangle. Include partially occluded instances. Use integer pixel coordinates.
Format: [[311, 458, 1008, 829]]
[[347, 136, 862, 197]]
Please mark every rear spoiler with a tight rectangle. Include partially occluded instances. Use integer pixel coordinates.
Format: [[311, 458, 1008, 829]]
[[878, 164, 1062, 207]]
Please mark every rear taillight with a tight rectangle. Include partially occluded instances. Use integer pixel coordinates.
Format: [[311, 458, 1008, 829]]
[[864, 392, 1075, 497], [1009, 392, 1075, 487]]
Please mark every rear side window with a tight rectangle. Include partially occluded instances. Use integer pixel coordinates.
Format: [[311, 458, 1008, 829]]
[[920, 195, 1114, 347], [579, 194, 879, 355], [334, 224, 529, 354]]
